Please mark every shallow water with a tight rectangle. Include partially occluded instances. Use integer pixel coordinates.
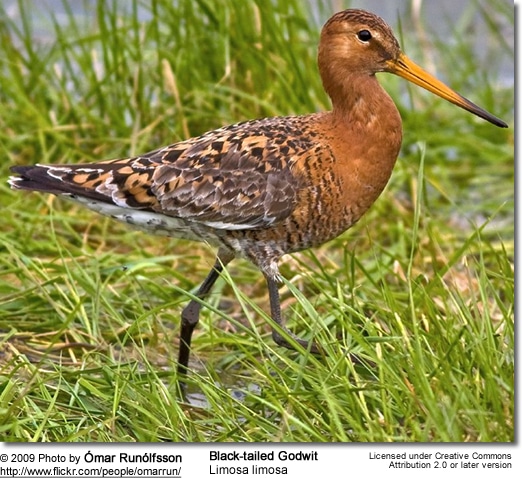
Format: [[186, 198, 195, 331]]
[[3, 0, 513, 87]]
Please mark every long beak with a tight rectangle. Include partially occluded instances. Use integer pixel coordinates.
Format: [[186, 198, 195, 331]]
[[387, 52, 508, 128]]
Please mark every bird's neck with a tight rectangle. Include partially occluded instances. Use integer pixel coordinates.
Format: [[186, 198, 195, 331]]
[[324, 71, 403, 157], [328, 72, 400, 130], [320, 72, 404, 220]]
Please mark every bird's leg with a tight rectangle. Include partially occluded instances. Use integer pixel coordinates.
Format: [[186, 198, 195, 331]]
[[265, 276, 369, 366], [177, 248, 233, 377], [265, 275, 322, 354]]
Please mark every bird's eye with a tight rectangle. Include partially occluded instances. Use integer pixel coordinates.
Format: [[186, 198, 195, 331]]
[[357, 30, 372, 42]]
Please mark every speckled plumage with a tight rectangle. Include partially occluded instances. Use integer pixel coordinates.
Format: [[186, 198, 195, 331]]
[[9, 9, 507, 378], [10, 111, 400, 278]]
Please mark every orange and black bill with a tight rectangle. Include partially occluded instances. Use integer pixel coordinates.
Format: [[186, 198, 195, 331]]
[[387, 53, 508, 128]]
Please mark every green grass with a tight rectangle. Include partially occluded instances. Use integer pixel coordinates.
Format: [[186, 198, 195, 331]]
[[0, 0, 514, 442]]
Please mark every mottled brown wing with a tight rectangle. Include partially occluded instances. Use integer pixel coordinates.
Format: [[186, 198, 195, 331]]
[[10, 117, 314, 230]]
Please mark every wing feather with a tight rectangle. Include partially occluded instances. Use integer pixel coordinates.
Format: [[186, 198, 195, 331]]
[[10, 117, 317, 230]]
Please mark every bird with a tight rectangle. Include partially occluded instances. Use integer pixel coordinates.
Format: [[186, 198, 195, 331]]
[[9, 9, 507, 378]]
